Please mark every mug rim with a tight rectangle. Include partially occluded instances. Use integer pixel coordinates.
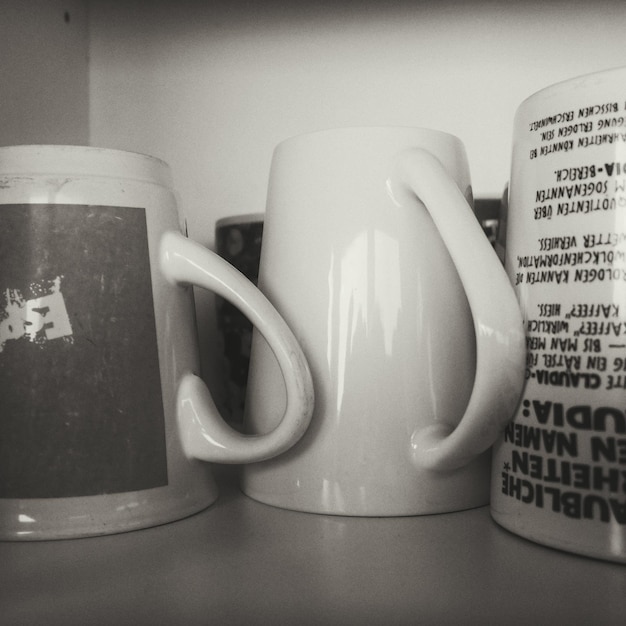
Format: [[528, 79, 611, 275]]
[[517, 65, 626, 109], [0, 144, 172, 185], [274, 125, 463, 150]]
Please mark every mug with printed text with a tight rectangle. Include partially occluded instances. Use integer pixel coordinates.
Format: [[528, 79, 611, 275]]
[[0, 145, 313, 540], [491, 67, 626, 563], [237, 127, 526, 516]]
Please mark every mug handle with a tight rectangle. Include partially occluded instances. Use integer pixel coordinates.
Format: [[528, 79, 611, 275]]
[[159, 231, 314, 464], [396, 149, 526, 472]]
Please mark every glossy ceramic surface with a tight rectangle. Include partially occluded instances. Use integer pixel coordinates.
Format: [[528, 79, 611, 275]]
[[0, 145, 313, 540], [491, 67, 626, 563], [241, 127, 525, 516]]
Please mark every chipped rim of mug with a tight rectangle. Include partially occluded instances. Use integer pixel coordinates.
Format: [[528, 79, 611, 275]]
[[0, 144, 172, 186]]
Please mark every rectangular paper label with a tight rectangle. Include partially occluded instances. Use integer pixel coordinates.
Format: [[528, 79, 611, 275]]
[[0, 205, 168, 498]]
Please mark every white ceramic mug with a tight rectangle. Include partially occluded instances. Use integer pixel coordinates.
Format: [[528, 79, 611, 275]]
[[240, 127, 526, 516], [0, 145, 313, 540], [491, 67, 626, 563]]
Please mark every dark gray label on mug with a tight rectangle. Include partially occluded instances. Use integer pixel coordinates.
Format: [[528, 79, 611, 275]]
[[0, 205, 168, 498]]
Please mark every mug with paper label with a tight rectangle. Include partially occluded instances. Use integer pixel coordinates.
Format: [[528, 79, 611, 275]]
[[491, 67, 626, 563], [239, 127, 526, 516], [0, 145, 313, 540]]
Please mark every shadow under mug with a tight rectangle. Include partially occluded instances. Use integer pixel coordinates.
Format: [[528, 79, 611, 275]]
[[237, 126, 526, 516], [0, 145, 313, 540]]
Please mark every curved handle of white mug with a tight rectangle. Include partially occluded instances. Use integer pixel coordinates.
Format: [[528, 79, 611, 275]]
[[397, 149, 526, 472], [160, 231, 314, 464]]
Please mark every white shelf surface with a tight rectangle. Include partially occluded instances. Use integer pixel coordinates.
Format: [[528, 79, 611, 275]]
[[1, 465, 625, 625]]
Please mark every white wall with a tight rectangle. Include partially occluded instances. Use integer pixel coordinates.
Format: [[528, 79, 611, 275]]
[[89, 0, 626, 238], [87, 0, 626, 393], [0, 0, 88, 146]]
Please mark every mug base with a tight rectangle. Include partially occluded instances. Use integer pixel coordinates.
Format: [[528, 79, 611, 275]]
[[240, 451, 492, 516], [490, 510, 626, 564], [0, 479, 218, 541], [240, 477, 490, 517]]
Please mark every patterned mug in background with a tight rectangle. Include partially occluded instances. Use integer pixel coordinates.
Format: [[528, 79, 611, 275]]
[[0, 147, 312, 540], [215, 213, 264, 426]]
